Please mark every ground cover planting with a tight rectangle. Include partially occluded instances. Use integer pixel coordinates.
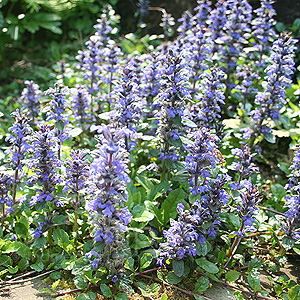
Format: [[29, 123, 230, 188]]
[[1, 0, 300, 299]]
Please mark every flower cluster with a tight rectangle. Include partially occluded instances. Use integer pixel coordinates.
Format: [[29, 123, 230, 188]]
[[154, 47, 191, 161], [63, 150, 89, 197], [71, 85, 92, 124], [249, 33, 297, 138], [185, 127, 220, 195], [78, 35, 102, 95], [236, 64, 260, 111], [85, 125, 132, 280], [284, 144, 300, 239], [32, 215, 56, 239], [45, 84, 69, 125], [236, 180, 260, 235], [193, 0, 212, 27], [28, 125, 62, 207], [20, 80, 41, 122], [231, 143, 259, 188], [220, 0, 252, 81], [5, 109, 32, 172], [188, 67, 225, 136], [252, 0, 277, 65], [0, 174, 13, 216]]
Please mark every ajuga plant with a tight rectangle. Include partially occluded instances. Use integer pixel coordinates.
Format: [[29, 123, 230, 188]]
[[193, 0, 212, 27], [5, 109, 32, 205], [111, 64, 143, 151], [181, 25, 213, 94], [220, 0, 252, 89], [63, 150, 89, 234], [28, 125, 62, 208], [44, 84, 70, 159], [246, 32, 298, 144], [1, 0, 300, 299], [85, 125, 132, 282], [154, 47, 191, 179], [186, 67, 225, 141], [71, 85, 93, 127], [159, 9, 175, 40], [177, 10, 195, 40], [284, 144, 300, 240], [20, 80, 41, 124], [235, 64, 260, 112], [77, 35, 102, 98], [0, 174, 12, 221], [158, 127, 229, 265], [98, 40, 123, 111], [252, 0, 278, 67], [27, 125, 62, 244]]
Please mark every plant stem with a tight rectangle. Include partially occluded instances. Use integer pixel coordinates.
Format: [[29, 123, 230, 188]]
[[140, 274, 213, 300], [224, 223, 244, 268], [259, 206, 286, 216], [1, 270, 55, 285], [134, 267, 163, 276], [197, 272, 274, 300], [56, 288, 81, 296]]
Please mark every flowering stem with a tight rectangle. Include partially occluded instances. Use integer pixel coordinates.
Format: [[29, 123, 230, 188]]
[[224, 223, 244, 268]]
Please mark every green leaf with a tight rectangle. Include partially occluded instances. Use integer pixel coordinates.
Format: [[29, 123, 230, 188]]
[[248, 258, 262, 271], [194, 276, 210, 293], [76, 292, 96, 300], [161, 188, 186, 225], [288, 285, 300, 300], [217, 251, 226, 264], [100, 284, 112, 297], [52, 280, 60, 292], [33, 236, 47, 249], [264, 132, 276, 144], [31, 261, 44, 272], [150, 283, 160, 294], [15, 222, 28, 237], [196, 257, 219, 274], [40, 288, 53, 294], [136, 175, 154, 191], [173, 260, 184, 277], [196, 240, 211, 257], [293, 247, 300, 255], [148, 181, 170, 202], [131, 233, 152, 250], [161, 293, 168, 300], [8, 265, 19, 274], [248, 271, 261, 293], [133, 209, 155, 223], [166, 272, 182, 284], [115, 293, 129, 300], [50, 271, 61, 280], [18, 258, 29, 271], [53, 228, 72, 252], [140, 253, 153, 270], [74, 275, 89, 290], [271, 184, 286, 202], [225, 270, 240, 282], [282, 236, 295, 251]]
